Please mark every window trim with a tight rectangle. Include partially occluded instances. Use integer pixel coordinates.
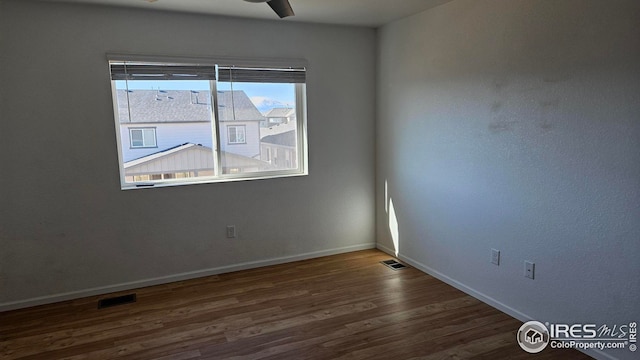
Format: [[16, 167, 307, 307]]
[[129, 127, 157, 149], [108, 54, 309, 190], [227, 125, 247, 145]]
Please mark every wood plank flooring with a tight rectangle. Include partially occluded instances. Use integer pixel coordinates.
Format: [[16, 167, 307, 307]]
[[0, 250, 592, 359]]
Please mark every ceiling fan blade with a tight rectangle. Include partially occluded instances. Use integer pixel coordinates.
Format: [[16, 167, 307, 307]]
[[267, 0, 294, 18]]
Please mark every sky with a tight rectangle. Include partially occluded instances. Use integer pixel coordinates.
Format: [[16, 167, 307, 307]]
[[219, 82, 295, 109]]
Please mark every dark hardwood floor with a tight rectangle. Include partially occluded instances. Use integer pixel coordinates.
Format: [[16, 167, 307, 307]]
[[0, 250, 591, 359]]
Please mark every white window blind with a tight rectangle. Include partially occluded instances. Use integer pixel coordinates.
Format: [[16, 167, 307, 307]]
[[110, 63, 217, 81], [217, 67, 306, 84]]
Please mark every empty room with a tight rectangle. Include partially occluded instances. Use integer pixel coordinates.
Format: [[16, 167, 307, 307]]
[[0, 0, 638, 359]]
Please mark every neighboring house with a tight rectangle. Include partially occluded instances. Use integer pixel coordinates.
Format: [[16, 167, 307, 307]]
[[263, 107, 295, 127], [118, 89, 269, 180], [123, 143, 215, 181], [217, 90, 263, 161], [259, 121, 297, 170]]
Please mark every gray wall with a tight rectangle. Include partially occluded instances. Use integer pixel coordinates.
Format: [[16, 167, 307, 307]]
[[0, 0, 376, 307], [376, 1, 639, 359]]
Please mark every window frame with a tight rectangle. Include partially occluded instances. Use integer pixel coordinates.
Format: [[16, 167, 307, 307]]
[[129, 127, 157, 148], [227, 125, 247, 145], [108, 54, 308, 190]]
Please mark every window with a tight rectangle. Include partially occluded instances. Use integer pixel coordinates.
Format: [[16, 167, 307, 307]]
[[227, 125, 246, 144], [109, 56, 307, 189], [129, 128, 157, 148]]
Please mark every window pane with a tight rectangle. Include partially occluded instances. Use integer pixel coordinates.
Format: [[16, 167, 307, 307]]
[[216, 81, 298, 175], [228, 126, 237, 143], [237, 126, 246, 143], [115, 79, 217, 183], [130, 129, 143, 147], [142, 128, 156, 147]]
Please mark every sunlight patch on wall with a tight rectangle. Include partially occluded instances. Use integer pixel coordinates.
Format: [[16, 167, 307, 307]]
[[385, 180, 389, 213], [388, 198, 400, 256]]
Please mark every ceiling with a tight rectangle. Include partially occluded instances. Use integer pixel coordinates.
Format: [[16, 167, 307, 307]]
[[41, 0, 453, 27]]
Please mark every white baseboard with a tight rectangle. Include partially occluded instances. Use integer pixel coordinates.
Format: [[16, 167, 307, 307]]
[[0, 243, 375, 312], [376, 243, 616, 360], [376, 243, 530, 320]]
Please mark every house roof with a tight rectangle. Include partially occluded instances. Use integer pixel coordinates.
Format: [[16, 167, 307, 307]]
[[124, 142, 276, 174], [217, 91, 265, 122], [117, 90, 264, 123], [260, 121, 297, 147], [260, 121, 296, 138], [266, 107, 295, 118], [261, 130, 297, 147], [124, 143, 199, 167], [123, 143, 216, 176]]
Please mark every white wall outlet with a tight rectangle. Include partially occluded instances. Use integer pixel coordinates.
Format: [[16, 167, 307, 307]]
[[491, 249, 500, 266], [525, 261, 535, 279], [226, 225, 236, 238]]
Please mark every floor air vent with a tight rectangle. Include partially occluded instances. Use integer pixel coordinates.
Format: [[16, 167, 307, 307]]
[[98, 294, 137, 309], [381, 259, 408, 270]]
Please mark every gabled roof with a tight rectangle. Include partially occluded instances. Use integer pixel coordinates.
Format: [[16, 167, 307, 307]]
[[266, 107, 295, 118], [124, 143, 200, 167], [124, 143, 275, 174], [117, 90, 264, 123], [123, 143, 215, 176]]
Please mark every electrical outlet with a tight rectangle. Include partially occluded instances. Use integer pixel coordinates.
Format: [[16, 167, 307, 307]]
[[525, 261, 535, 279], [226, 225, 236, 238], [491, 249, 500, 266]]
